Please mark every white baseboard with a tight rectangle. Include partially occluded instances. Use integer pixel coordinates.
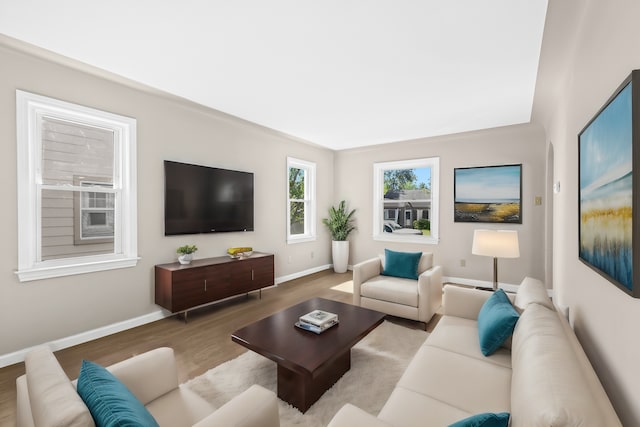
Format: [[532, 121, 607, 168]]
[[275, 264, 333, 284], [0, 310, 170, 368], [443, 275, 519, 293], [443, 276, 553, 297], [1, 265, 337, 368]]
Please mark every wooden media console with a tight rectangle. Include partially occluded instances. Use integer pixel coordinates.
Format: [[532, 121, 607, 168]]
[[155, 252, 274, 318]]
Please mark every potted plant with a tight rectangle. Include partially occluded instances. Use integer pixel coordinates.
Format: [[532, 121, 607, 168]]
[[176, 245, 198, 265], [413, 219, 431, 236], [322, 200, 356, 273]]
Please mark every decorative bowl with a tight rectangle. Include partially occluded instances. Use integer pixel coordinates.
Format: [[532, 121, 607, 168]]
[[229, 251, 253, 259]]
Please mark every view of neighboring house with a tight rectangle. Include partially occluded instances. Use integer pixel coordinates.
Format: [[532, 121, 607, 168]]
[[41, 118, 115, 260], [383, 188, 430, 230]]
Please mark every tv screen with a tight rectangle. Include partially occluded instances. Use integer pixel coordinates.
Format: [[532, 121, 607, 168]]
[[164, 160, 254, 235]]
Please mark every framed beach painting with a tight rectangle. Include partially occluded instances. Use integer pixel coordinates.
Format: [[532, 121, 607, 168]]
[[454, 164, 522, 223], [579, 70, 640, 298]]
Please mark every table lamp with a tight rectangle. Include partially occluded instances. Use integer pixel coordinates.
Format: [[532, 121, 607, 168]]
[[472, 229, 520, 291]]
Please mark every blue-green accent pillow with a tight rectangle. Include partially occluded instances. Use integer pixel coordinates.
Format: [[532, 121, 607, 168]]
[[381, 249, 422, 280], [448, 412, 510, 427], [477, 289, 519, 356], [77, 360, 159, 427]]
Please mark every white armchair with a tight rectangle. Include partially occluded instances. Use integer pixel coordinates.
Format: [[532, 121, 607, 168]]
[[353, 252, 442, 328]]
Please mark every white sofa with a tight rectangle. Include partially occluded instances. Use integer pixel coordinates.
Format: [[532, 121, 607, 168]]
[[353, 252, 443, 327], [16, 346, 280, 427], [329, 278, 622, 427]]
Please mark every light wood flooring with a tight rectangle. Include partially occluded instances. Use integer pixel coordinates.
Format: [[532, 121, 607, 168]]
[[0, 269, 440, 426]]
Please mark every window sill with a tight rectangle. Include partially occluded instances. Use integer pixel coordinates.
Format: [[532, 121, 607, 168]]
[[287, 235, 317, 245], [373, 233, 439, 245], [16, 256, 140, 282]]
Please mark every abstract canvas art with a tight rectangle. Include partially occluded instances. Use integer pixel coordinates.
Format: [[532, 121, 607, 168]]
[[579, 70, 639, 297]]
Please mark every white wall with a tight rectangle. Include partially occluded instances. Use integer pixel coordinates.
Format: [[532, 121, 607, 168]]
[[334, 123, 547, 287], [0, 37, 334, 357], [534, 0, 640, 424]]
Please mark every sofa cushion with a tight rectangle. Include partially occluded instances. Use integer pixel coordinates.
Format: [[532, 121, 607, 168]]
[[397, 346, 511, 415], [378, 387, 472, 427], [514, 276, 553, 311], [106, 347, 179, 405], [510, 303, 608, 427], [426, 316, 511, 368], [329, 403, 394, 427], [448, 412, 510, 427], [24, 346, 95, 427], [477, 289, 519, 356], [417, 252, 434, 274], [381, 249, 422, 279], [360, 275, 419, 307], [77, 360, 159, 427], [146, 386, 214, 427]]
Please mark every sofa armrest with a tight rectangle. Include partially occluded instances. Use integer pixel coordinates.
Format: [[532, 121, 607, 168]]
[[106, 347, 179, 405], [16, 374, 35, 427], [193, 385, 279, 427], [417, 265, 443, 322], [443, 285, 494, 320], [328, 404, 392, 427], [353, 257, 382, 304]]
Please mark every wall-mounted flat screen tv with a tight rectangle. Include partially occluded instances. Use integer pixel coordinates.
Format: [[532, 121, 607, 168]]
[[164, 160, 254, 235]]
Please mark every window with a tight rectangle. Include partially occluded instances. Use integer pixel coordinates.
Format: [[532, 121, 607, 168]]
[[74, 178, 115, 244], [287, 157, 316, 243], [16, 91, 138, 281], [373, 157, 440, 244]]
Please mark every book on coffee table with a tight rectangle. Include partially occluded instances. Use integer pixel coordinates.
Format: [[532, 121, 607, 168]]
[[299, 310, 339, 327], [295, 318, 339, 334]]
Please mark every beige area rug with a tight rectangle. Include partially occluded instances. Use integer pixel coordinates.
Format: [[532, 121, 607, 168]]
[[185, 321, 428, 427]]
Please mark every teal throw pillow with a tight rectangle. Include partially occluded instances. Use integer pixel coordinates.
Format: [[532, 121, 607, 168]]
[[448, 412, 510, 427], [477, 289, 519, 356], [381, 249, 422, 280], [77, 360, 159, 427]]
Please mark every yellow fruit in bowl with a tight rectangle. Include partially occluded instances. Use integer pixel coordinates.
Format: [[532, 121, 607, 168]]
[[227, 247, 253, 257]]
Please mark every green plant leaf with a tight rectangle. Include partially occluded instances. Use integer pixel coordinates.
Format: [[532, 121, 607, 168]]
[[322, 200, 356, 241], [177, 245, 198, 254]]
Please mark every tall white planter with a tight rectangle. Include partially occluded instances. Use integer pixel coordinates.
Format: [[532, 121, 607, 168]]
[[332, 240, 349, 273]]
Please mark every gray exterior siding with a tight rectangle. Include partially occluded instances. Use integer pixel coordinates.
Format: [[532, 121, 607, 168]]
[[40, 118, 114, 260]]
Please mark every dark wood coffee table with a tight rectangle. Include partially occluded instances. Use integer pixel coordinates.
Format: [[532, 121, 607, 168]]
[[231, 298, 386, 412]]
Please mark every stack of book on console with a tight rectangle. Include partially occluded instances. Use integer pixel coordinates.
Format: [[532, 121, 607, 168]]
[[295, 309, 339, 334]]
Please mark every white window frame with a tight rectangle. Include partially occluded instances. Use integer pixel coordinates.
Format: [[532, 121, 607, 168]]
[[287, 157, 316, 244], [16, 90, 138, 282], [373, 157, 440, 244]]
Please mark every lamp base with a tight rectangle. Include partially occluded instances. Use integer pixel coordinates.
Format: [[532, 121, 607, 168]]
[[492, 256, 498, 291]]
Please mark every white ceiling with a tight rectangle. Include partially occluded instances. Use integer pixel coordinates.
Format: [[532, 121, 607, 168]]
[[0, 0, 548, 150]]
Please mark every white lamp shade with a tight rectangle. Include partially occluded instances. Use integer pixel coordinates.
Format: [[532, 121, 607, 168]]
[[472, 230, 520, 258]]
